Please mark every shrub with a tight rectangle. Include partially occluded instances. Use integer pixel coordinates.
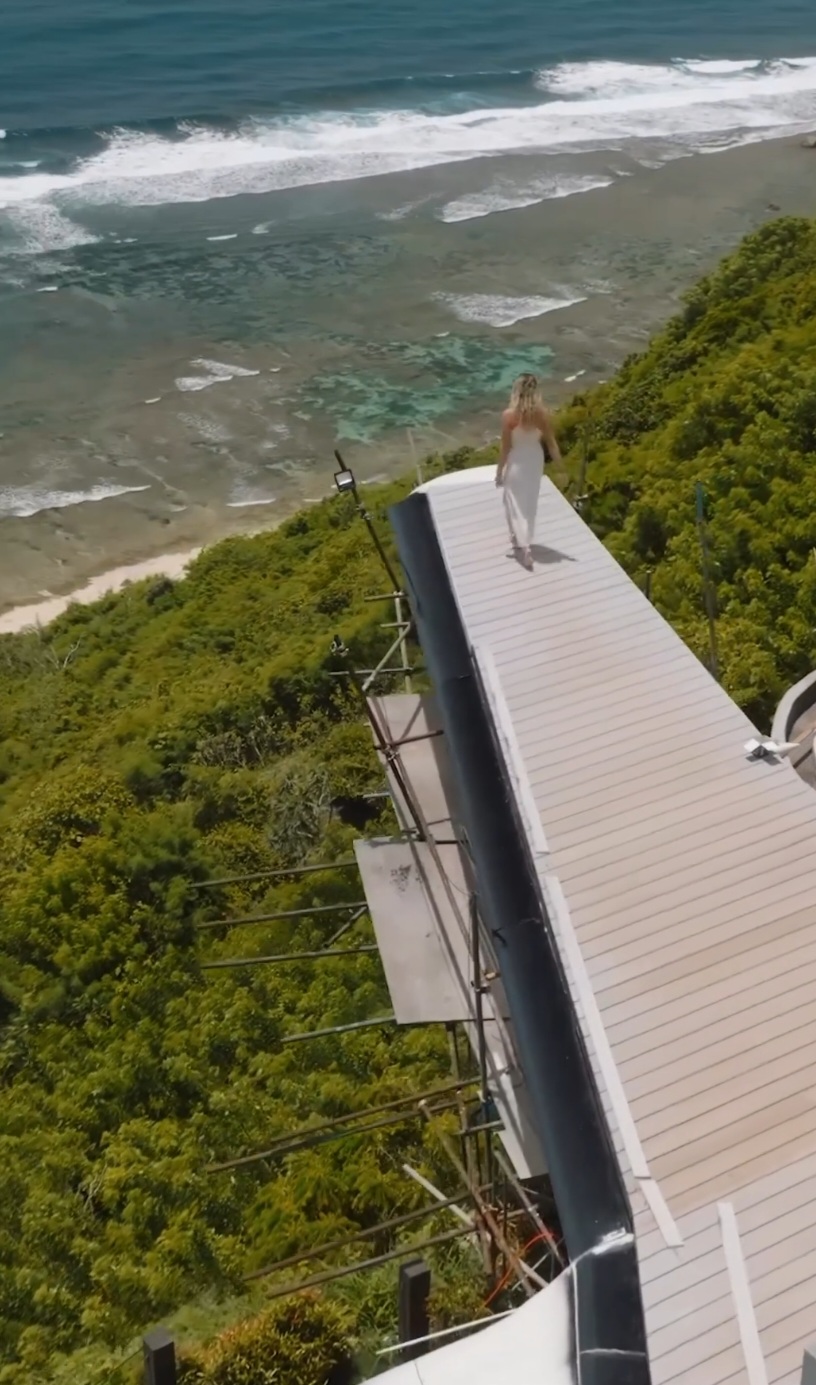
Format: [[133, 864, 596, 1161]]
[[178, 1293, 356, 1385]]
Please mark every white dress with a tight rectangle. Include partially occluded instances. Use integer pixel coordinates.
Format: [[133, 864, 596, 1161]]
[[502, 423, 544, 549]]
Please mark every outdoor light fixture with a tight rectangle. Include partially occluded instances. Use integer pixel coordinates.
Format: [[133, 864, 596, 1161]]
[[331, 448, 403, 595], [333, 451, 357, 495], [744, 736, 800, 762]]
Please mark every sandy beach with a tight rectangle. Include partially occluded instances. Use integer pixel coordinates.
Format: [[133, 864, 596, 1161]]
[[0, 547, 203, 634], [3, 133, 816, 629]]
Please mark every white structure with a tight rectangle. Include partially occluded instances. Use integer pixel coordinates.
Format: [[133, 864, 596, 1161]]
[[376, 1265, 572, 1385]]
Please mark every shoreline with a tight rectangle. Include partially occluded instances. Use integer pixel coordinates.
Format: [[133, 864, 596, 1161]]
[[0, 546, 204, 635], [3, 134, 816, 630]]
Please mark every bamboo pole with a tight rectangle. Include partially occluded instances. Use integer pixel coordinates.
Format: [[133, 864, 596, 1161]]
[[207, 1079, 479, 1172], [418, 1100, 544, 1297]]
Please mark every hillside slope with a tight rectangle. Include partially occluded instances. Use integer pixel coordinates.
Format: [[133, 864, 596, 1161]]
[[0, 470, 469, 1382], [3, 216, 816, 1378], [562, 215, 816, 723]]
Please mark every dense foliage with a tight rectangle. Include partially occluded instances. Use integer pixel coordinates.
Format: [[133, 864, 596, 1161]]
[[177, 1294, 356, 1385], [0, 465, 484, 1383], [561, 215, 816, 725], [2, 214, 816, 1381]]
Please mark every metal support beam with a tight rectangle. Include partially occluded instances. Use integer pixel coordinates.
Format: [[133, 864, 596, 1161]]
[[362, 623, 416, 694], [201, 945, 378, 971], [143, 1328, 176, 1385], [334, 449, 404, 595], [399, 1260, 431, 1362], [196, 900, 367, 931], [207, 1079, 479, 1172], [395, 591, 413, 695], [327, 665, 418, 680], [470, 892, 495, 1199], [332, 636, 427, 839], [325, 905, 368, 946], [190, 859, 358, 889], [209, 1099, 461, 1170], [243, 1187, 482, 1282], [281, 1015, 396, 1044], [258, 1227, 471, 1302]]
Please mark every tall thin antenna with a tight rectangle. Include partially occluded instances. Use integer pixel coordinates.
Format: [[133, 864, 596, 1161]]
[[695, 482, 720, 683], [407, 428, 424, 486], [333, 450, 403, 595]]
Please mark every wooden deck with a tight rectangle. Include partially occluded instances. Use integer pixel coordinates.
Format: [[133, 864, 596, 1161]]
[[416, 465, 816, 1385]]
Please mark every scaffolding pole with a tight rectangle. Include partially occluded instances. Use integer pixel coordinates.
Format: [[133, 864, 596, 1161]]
[[201, 945, 378, 971], [470, 892, 495, 1203], [253, 1227, 472, 1299], [196, 900, 367, 931], [190, 859, 358, 889], [243, 1187, 482, 1282], [207, 1079, 479, 1173], [361, 622, 416, 694], [281, 1015, 396, 1044], [418, 1101, 543, 1298]]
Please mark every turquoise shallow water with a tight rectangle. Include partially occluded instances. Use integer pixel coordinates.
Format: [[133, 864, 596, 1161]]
[[1, 0, 816, 600]]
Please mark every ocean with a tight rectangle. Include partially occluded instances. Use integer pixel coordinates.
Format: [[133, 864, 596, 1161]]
[[2, 0, 816, 611]]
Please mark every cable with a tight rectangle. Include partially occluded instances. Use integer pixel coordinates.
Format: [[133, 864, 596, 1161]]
[[483, 1229, 562, 1308]]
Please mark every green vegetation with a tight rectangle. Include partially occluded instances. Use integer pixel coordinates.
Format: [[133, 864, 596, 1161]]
[[0, 462, 489, 1384], [2, 215, 816, 1382], [560, 214, 816, 725], [177, 1294, 356, 1385]]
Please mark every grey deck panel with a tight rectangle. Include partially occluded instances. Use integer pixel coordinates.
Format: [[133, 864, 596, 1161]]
[[366, 693, 455, 836], [357, 691, 547, 1178], [353, 838, 477, 1025], [416, 466, 816, 1385]]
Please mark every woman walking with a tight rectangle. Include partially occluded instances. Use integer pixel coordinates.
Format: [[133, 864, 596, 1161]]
[[495, 374, 561, 570]]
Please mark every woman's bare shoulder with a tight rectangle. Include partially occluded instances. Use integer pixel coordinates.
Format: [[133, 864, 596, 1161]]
[[502, 407, 518, 426]]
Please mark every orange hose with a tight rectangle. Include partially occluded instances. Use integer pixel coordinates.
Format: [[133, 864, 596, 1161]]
[[483, 1228, 560, 1307]]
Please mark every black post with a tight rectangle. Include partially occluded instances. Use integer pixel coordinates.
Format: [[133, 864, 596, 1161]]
[[398, 1258, 432, 1360], [470, 893, 494, 1202], [334, 450, 403, 595], [143, 1327, 177, 1385]]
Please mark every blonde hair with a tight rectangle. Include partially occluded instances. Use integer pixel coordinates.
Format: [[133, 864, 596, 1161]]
[[509, 373, 542, 424]]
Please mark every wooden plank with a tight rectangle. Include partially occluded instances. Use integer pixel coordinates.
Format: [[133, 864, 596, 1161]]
[[418, 467, 816, 1385]]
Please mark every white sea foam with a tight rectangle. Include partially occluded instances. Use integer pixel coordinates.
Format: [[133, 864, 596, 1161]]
[[4, 201, 99, 254], [439, 174, 613, 223], [0, 55, 814, 239], [435, 292, 586, 327], [377, 194, 435, 221], [176, 412, 233, 442], [175, 358, 260, 392], [194, 357, 259, 377], [226, 486, 277, 508], [0, 482, 150, 520], [206, 232, 238, 241]]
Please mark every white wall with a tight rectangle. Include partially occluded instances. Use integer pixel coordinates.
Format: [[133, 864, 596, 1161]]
[[374, 1267, 574, 1385]]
